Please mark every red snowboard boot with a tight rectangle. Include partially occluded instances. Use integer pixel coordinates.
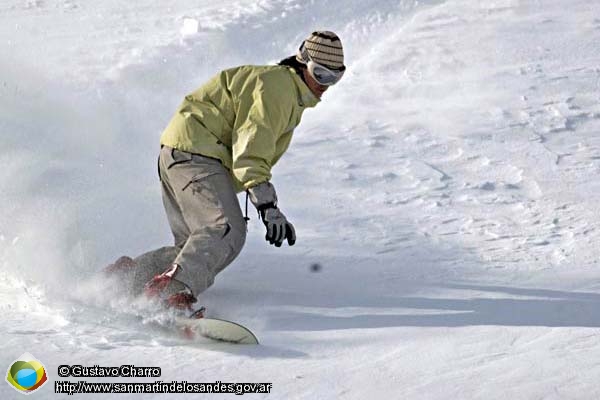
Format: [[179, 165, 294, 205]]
[[144, 263, 198, 312]]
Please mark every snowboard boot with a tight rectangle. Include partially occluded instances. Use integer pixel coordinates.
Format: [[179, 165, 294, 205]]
[[144, 263, 199, 312]]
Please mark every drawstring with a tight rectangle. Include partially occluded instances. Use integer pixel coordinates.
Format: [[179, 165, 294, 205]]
[[244, 191, 250, 228]]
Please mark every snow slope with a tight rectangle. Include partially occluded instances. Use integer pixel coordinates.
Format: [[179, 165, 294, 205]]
[[2, 0, 600, 399]]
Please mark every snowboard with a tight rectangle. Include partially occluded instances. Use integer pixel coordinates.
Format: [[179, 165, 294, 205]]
[[150, 278, 259, 345], [173, 316, 259, 344], [101, 265, 259, 344]]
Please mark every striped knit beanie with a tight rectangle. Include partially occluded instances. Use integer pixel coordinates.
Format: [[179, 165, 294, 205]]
[[296, 31, 345, 70]]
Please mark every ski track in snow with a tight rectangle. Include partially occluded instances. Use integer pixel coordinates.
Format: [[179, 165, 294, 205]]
[[2, 0, 600, 399]]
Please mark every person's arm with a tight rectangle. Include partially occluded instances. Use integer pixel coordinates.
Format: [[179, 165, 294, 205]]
[[232, 72, 296, 247], [231, 74, 290, 190]]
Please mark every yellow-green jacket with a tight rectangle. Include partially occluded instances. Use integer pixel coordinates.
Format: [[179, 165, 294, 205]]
[[160, 65, 320, 193]]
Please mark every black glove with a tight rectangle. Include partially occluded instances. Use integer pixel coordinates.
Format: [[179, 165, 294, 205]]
[[248, 182, 296, 247], [258, 204, 296, 247]]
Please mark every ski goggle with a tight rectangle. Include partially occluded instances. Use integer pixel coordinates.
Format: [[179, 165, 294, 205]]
[[298, 43, 345, 86]]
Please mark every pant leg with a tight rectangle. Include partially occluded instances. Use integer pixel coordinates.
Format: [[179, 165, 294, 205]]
[[159, 150, 191, 249], [130, 246, 180, 295], [159, 146, 246, 296], [128, 151, 191, 294]]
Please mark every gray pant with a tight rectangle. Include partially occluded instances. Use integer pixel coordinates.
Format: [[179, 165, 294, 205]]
[[131, 146, 246, 296]]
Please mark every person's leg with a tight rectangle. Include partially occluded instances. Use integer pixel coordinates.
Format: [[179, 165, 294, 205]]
[[158, 146, 191, 249], [158, 147, 246, 296], [130, 246, 180, 295], [124, 147, 192, 294]]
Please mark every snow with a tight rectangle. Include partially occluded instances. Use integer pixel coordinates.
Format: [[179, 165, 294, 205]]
[[2, 0, 600, 399]]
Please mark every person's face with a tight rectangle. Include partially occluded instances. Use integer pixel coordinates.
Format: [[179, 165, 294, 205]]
[[302, 68, 329, 99]]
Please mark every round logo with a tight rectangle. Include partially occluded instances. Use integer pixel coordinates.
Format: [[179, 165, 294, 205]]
[[6, 353, 48, 395]]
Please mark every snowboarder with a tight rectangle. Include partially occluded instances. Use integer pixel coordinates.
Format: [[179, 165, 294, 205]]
[[106, 31, 345, 315]]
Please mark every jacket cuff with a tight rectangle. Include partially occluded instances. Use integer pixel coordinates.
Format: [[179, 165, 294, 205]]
[[247, 181, 278, 209]]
